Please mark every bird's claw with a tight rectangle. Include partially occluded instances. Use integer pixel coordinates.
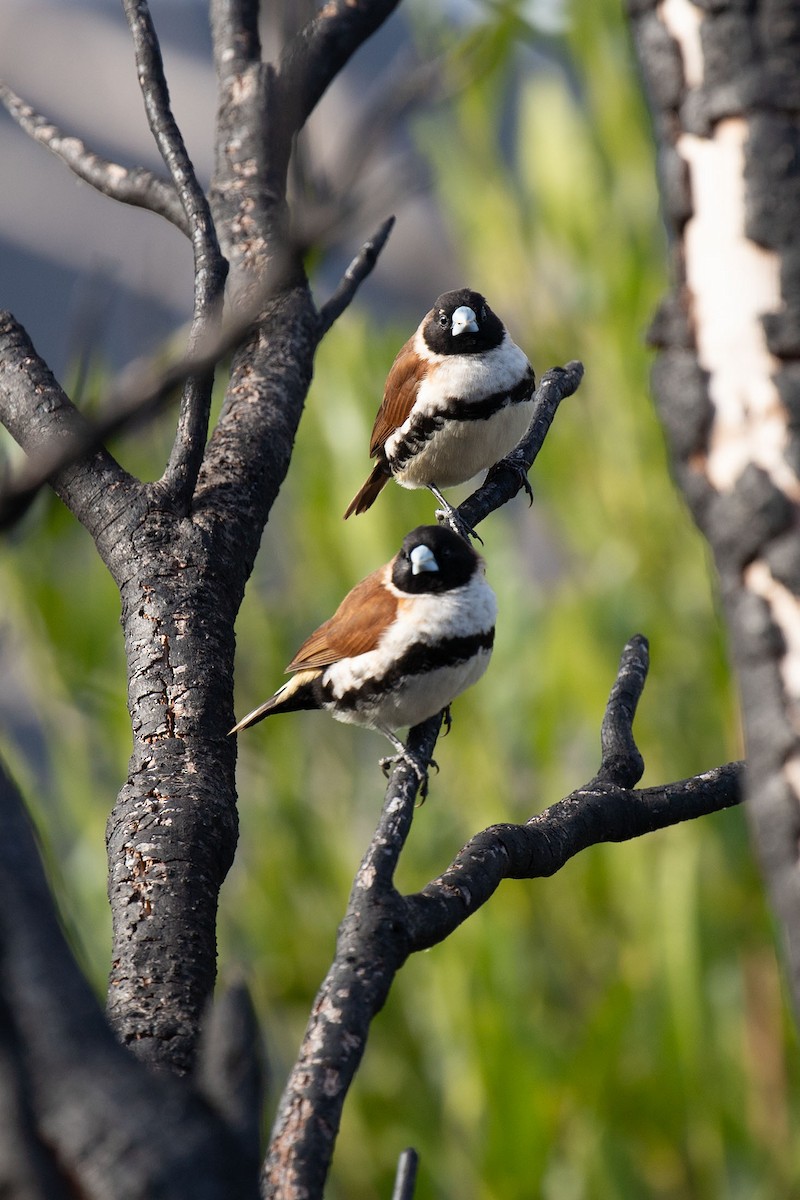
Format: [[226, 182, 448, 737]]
[[486, 455, 534, 506], [435, 506, 483, 546], [380, 749, 438, 802], [441, 705, 452, 736], [519, 472, 534, 506]]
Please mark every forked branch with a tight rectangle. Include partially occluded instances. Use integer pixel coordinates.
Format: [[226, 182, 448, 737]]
[[0, 82, 189, 233], [263, 634, 744, 1198], [122, 0, 228, 505]]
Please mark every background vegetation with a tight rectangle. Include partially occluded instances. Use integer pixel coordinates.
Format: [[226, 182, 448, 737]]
[[1, 0, 795, 1196]]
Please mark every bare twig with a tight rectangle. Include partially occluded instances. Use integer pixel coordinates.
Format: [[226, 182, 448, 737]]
[[597, 631, 648, 786], [0, 204, 398, 532], [122, 0, 228, 508], [0, 82, 189, 234], [262, 715, 442, 1200], [262, 634, 744, 1195], [405, 637, 741, 950], [0, 302, 254, 532], [455, 360, 585, 532], [317, 215, 396, 335], [391, 1148, 419, 1200]]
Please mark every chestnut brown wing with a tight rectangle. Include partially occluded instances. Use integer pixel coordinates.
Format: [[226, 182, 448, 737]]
[[368, 338, 430, 456], [286, 568, 398, 671]]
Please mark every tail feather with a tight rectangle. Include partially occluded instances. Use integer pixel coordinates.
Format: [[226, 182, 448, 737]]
[[229, 670, 321, 734], [343, 461, 391, 519]]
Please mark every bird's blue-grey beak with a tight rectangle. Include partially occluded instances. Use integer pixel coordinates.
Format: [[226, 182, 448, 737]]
[[410, 544, 439, 575], [451, 305, 479, 336]]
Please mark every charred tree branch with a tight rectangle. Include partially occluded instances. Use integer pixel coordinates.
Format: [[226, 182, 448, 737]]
[[456, 360, 585, 532], [0, 82, 190, 233], [626, 0, 800, 1012], [122, 0, 228, 508], [263, 635, 743, 1197], [0, 754, 261, 1199], [317, 214, 396, 335], [278, 0, 403, 142], [0, 311, 138, 549]]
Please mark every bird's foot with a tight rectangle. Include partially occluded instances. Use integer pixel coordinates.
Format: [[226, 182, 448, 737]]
[[434, 505, 483, 546], [380, 748, 439, 802], [441, 705, 452, 736], [428, 484, 483, 544], [486, 454, 534, 506]]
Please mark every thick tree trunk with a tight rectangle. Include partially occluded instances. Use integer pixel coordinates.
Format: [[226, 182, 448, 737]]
[[628, 0, 800, 1007], [105, 287, 319, 1073]]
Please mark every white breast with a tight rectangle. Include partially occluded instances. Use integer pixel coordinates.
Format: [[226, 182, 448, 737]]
[[412, 330, 531, 412], [321, 570, 497, 731], [386, 332, 534, 489]]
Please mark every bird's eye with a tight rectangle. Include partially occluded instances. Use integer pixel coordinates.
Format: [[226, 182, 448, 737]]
[[438, 312, 448, 328], [480, 305, 487, 321]]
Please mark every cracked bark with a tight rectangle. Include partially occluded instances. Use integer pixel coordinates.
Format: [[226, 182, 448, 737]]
[[0, 0, 760, 1195], [0, 0, 403, 1082], [627, 0, 800, 1012]]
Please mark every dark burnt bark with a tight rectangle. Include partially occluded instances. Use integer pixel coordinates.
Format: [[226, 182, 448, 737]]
[[627, 0, 800, 1012], [263, 635, 743, 1197], [0, 1, 756, 1196]]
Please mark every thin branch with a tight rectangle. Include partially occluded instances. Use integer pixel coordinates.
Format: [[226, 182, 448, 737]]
[[277, 1, 403, 139], [122, 0, 217, 252], [196, 983, 266, 1177], [0, 82, 189, 234], [358, 714, 445, 885], [408, 763, 745, 952], [262, 716, 442, 1200], [597, 632, 648, 786], [0, 200, 401, 532], [317, 215, 396, 335], [391, 1148, 419, 1200], [263, 635, 744, 1197], [0, 312, 137, 544], [404, 636, 740, 950], [0, 296, 257, 533], [455, 360, 585, 532], [122, 0, 228, 508]]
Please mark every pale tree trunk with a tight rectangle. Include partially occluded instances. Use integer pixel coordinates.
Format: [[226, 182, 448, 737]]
[[628, 0, 800, 1005]]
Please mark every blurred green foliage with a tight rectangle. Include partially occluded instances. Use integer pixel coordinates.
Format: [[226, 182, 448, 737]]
[[1, 0, 799, 1197]]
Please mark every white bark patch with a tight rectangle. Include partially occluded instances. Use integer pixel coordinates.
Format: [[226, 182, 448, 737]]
[[745, 561, 800, 728], [659, 0, 704, 88], [677, 120, 793, 497]]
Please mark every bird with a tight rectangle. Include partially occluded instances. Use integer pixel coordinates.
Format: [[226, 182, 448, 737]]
[[343, 288, 535, 538], [230, 525, 497, 793]]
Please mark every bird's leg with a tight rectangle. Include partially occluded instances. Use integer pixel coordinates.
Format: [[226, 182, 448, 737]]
[[377, 726, 438, 802], [427, 485, 483, 545]]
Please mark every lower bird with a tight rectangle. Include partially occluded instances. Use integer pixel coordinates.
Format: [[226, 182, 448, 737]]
[[343, 288, 535, 538], [230, 525, 497, 792]]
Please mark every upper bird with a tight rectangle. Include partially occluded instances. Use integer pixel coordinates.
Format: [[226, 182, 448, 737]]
[[229, 525, 497, 793], [343, 288, 535, 536]]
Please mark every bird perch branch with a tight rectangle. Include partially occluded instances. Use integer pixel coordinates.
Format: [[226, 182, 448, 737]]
[[263, 634, 744, 1197]]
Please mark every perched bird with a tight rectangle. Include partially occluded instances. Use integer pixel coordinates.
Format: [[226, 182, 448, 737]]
[[230, 525, 497, 790], [343, 288, 535, 537]]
